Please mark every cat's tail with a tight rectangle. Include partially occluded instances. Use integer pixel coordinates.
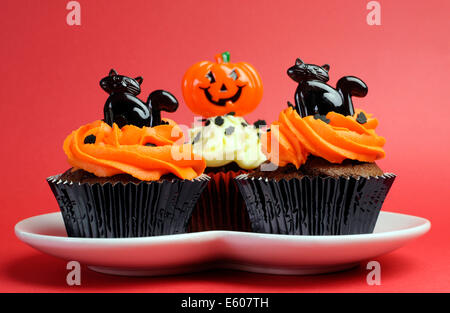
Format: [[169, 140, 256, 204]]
[[336, 76, 368, 116], [147, 90, 179, 126]]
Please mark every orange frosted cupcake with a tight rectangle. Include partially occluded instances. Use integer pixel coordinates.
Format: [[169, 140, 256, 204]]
[[48, 69, 209, 238], [236, 59, 395, 235]]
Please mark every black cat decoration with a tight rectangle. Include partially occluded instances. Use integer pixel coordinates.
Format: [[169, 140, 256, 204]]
[[287, 58, 368, 118], [100, 69, 179, 128]]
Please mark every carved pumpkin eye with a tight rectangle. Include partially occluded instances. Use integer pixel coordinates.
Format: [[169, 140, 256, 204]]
[[145, 142, 157, 147], [229, 69, 238, 81], [206, 71, 216, 83]]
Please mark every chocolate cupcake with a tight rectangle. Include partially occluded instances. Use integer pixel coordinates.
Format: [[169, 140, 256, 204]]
[[236, 59, 395, 235], [48, 69, 209, 238], [182, 52, 266, 231]]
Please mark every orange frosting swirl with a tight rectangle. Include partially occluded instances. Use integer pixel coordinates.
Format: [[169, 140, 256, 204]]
[[63, 120, 206, 181], [262, 107, 385, 168]]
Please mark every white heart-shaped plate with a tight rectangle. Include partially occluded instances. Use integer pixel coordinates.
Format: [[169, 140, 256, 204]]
[[15, 211, 430, 276]]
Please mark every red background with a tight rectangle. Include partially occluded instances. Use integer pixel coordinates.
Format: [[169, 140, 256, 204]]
[[0, 0, 449, 292]]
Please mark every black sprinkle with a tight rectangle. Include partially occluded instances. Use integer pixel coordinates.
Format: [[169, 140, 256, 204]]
[[205, 120, 211, 127], [192, 132, 201, 144], [84, 134, 96, 144], [224, 126, 235, 136], [145, 143, 157, 147], [313, 114, 330, 124], [287, 101, 295, 108], [241, 122, 248, 127], [226, 111, 235, 116], [214, 116, 224, 126], [254, 120, 267, 129], [356, 112, 367, 124]]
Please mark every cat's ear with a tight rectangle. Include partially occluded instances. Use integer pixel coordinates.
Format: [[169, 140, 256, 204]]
[[322, 64, 330, 72], [295, 58, 304, 66], [109, 69, 118, 76], [134, 76, 143, 85]]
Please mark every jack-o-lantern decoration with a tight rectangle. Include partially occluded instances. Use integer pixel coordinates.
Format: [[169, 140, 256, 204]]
[[182, 52, 263, 117]]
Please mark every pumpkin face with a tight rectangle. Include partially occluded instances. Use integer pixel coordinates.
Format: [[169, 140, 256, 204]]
[[182, 52, 263, 117]]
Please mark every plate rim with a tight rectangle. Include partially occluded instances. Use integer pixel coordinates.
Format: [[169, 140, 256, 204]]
[[15, 211, 431, 245]]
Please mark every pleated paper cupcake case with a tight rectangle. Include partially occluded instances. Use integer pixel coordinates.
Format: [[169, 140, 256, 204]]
[[47, 174, 210, 238], [235, 173, 396, 235], [188, 170, 252, 232]]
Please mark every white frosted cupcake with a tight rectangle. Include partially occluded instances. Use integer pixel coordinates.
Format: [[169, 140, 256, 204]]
[[188, 113, 267, 231], [190, 114, 266, 170], [181, 51, 266, 231]]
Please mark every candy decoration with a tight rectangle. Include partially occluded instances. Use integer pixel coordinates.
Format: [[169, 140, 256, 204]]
[[83, 134, 96, 144], [253, 119, 267, 128], [224, 126, 235, 135], [287, 59, 368, 118], [100, 69, 178, 128], [313, 113, 331, 124], [356, 111, 368, 124], [214, 116, 225, 126], [182, 52, 263, 117]]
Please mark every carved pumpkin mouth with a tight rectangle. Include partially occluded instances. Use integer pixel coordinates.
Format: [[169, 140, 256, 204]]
[[200, 85, 244, 106]]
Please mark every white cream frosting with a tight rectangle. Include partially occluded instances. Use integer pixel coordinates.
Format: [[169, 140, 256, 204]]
[[189, 115, 267, 170]]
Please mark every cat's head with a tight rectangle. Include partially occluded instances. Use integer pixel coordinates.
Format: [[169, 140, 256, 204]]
[[100, 69, 143, 96], [287, 58, 330, 83]]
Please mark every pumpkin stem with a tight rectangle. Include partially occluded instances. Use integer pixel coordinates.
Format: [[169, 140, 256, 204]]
[[215, 51, 230, 64]]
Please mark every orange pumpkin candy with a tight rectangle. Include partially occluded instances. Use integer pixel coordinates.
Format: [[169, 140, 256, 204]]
[[182, 52, 263, 117]]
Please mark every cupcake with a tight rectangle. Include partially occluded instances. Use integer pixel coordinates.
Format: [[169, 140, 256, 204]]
[[48, 69, 209, 238], [182, 52, 267, 231], [236, 58, 395, 235]]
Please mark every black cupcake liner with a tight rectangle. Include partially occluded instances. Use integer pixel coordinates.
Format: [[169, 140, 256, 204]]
[[47, 174, 210, 238], [235, 173, 396, 235], [188, 170, 252, 232]]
